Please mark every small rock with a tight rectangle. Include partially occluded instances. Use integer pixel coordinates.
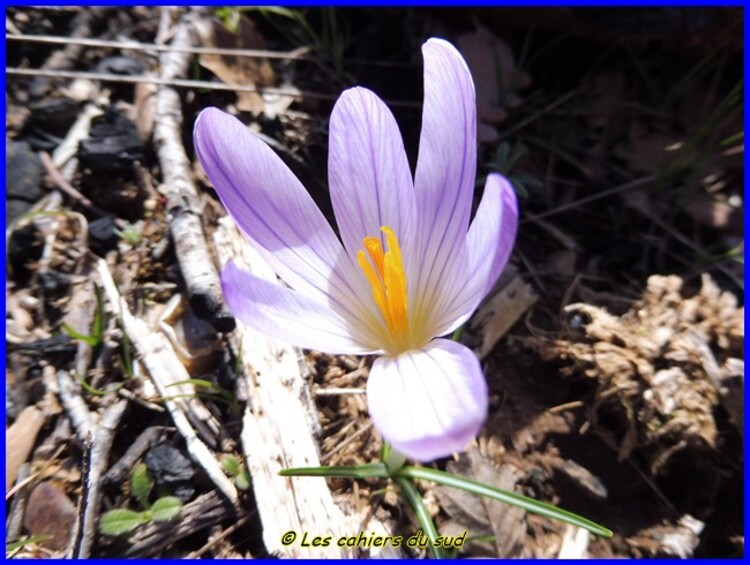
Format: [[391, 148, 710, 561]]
[[7, 222, 44, 284], [6, 140, 44, 210], [78, 108, 144, 173], [144, 443, 195, 502], [88, 216, 119, 255], [25, 97, 82, 150], [24, 481, 77, 551]]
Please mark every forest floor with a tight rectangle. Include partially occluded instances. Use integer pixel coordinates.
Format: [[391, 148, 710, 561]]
[[5, 6, 744, 559]]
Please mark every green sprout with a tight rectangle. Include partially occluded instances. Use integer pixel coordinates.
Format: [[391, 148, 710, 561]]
[[99, 463, 183, 537]]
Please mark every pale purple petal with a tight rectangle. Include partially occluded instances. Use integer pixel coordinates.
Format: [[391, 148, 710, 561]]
[[367, 339, 488, 462], [426, 173, 519, 337], [195, 108, 345, 302], [221, 261, 377, 354], [468, 174, 518, 297], [411, 38, 477, 328], [194, 107, 378, 331], [328, 87, 416, 256]]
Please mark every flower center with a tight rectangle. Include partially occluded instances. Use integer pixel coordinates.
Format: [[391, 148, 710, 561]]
[[357, 226, 409, 348]]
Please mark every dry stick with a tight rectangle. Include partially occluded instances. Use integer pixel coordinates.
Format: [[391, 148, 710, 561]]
[[56, 370, 94, 442], [6, 68, 422, 108], [6, 464, 31, 541], [96, 258, 239, 507], [68, 432, 92, 557], [185, 513, 252, 558], [321, 423, 373, 464], [51, 103, 103, 172], [76, 399, 128, 558], [6, 33, 415, 68], [102, 426, 169, 486], [124, 491, 235, 557], [151, 10, 234, 332], [314, 387, 366, 396], [7, 32, 311, 60], [212, 217, 398, 557]]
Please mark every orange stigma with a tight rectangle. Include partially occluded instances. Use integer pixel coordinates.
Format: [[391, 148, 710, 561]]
[[357, 226, 409, 346]]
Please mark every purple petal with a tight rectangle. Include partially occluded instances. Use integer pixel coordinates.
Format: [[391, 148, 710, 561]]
[[222, 261, 377, 354], [194, 108, 345, 303], [367, 339, 488, 462], [329, 87, 416, 256], [410, 38, 477, 329], [468, 173, 518, 297], [428, 173, 518, 336]]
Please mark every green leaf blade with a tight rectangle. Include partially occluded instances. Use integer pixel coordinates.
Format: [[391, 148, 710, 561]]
[[130, 463, 154, 508], [397, 466, 613, 538], [150, 496, 183, 522], [395, 477, 445, 559], [279, 463, 389, 479], [99, 509, 149, 536], [62, 324, 98, 346]]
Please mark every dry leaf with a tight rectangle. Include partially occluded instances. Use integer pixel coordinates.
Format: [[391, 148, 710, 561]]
[[6, 406, 46, 490], [194, 16, 275, 115], [469, 267, 538, 359], [456, 24, 531, 128], [435, 448, 527, 557]]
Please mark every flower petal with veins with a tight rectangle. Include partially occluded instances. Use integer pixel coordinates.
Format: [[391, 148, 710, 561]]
[[367, 339, 488, 461], [328, 87, 416, 259], [222, 261, 377, 353]]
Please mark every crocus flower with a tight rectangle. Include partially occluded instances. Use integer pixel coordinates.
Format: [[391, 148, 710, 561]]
[[194, 38, 518, 462]]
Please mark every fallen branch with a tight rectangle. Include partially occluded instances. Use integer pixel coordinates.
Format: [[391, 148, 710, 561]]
[[123, 491, 235, 557], [102, 426, 169, 486], [152, 8, 234, 332], [76, 399, 128, 558], [212, 216, 397, 557], [56, 370, 93, 442], [96, 258, 238, 507]]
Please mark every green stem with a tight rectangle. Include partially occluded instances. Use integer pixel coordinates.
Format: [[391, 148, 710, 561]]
[[394, 476, 444, 559], [279, 463, 389, 479], [396, 466, 612, 538], [381, 441, 406, 475]]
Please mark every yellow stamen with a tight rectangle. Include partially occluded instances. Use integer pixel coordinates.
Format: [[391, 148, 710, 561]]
[[363, 236, 385, 278], [358, 226, 409, 346], [357, 249, 388, 319]]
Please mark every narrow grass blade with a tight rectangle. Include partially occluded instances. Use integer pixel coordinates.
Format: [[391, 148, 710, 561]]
[[279, 463, 389, 479], [394, 476, 444, 559], [62, 324, 99, 346], [396, 466, 613, 538]]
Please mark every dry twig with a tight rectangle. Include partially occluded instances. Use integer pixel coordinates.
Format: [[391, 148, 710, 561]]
[[76, 399, 128, 558], [212, 217, 397, 557], [124, 491, 235, 557], [152, 8, 233, 331], [56, 370, 93, 442], [96, 258, 238, 507]]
